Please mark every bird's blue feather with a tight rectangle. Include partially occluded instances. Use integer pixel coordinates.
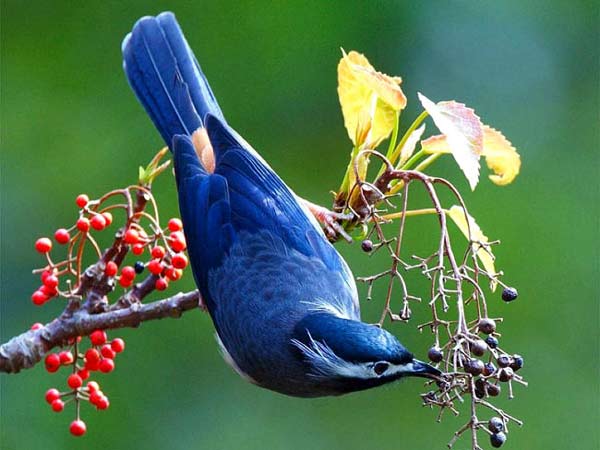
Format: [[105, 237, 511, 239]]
[[155, 12, 225, 123], [123, 12, 223, 148], [206, 115, 345, 271]]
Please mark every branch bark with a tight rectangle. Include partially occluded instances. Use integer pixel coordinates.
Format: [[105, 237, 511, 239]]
[[0, 290, 202, 374]]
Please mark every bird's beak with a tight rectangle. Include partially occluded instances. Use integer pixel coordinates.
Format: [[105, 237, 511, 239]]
[[410, 359, 443, 380]]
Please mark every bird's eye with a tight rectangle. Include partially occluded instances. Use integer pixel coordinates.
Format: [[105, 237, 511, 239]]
[[373, 362, 389, 375]]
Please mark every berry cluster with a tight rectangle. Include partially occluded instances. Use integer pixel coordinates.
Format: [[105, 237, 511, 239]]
[[107, 217, 188, 292], [31, 192, 188, 305], [353, 170, 526, 449], [422, 289, 526, 448], [30, 177, 189, 437], [43, 329, 125, 436]]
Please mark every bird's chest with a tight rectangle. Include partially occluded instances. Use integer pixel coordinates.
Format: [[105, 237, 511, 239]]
[[205, 253, 357, 396], [201, 230, 359, 395]]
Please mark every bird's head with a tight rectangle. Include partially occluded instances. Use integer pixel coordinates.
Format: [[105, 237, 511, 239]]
[[292, 313, 441, 395]]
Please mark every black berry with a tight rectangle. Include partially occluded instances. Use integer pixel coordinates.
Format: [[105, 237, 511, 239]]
[[361, 239, 373, 252], [488, 416, 504, 433], [487, 383, 501, 397], [502, 287, 518, 302], [474, 379, 486, 398], [464, 359, 484, 376], [134, 261, 145, 274], [478, 318, 496, 335], [510, 354, 524, 371], [485, 336, 499, 349], [428, 346, 443, 363], [498, 367, 514, 382], [497, 355, 511, 368], [490, 432, 507, 448], [483, 362, 497, 376], [470, 339, 487, 357]]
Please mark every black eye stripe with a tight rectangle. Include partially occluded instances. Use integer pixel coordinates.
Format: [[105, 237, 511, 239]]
[[373, 362, 389, 375]]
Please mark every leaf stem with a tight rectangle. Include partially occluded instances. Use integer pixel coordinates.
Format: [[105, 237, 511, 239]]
[[385, 110, 401, 161], [389, 110, 429, 167], [400, 149, 426, 170], [379, 207, 446, 221]]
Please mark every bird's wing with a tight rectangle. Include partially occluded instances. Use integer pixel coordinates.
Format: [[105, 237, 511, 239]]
[[173, 115, 354, 310]]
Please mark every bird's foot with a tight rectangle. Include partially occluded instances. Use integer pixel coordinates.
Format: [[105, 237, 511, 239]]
[[197, 292, 208, 312], [300, 199, 353, 243]]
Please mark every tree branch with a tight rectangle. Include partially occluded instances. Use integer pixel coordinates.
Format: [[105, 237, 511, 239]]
[[0, 290, 202, 374]]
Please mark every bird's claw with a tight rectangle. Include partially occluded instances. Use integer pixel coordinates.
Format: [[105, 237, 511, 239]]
[[300, 199, 353, 243], [197, 292, 208, 312]]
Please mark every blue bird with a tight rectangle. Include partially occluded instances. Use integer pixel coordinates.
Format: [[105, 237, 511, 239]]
[[122, 12, 440, 397]]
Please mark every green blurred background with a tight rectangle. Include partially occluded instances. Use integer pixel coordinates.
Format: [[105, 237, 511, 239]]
[[1, 1, 598, 449]]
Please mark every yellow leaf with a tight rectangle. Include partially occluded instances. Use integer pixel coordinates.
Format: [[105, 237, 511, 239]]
[[338, 50, 407, 147], [422, 126, 520, 186], [418, 94, 483, 190], [447, 205, 497, 291], [421, 133, 451, 154], [482, 125, 521, 185]]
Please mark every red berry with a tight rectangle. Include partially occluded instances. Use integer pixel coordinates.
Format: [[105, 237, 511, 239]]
[[70, 419, 87, 436], [35, 237, 52, 253], [104, 261, 118, 277], [75, 194, 89, 208], [100, 345, 116, 359], [67, 373, 83, 389], [148, 259, 164, 275], [32, 290, 49, 305], [31, 322, 43, 330], [102, 212, 113, 226], [43, 274, 59, 289], [169, 232, 187, 252], [168, 218, 183, 231], [171, 254, 188, 269], [95, 396, 110, 410], [89, 330, 107, 346], [51, 399, 65, 412], [45, 353, 60, 372], [45, 363, 60, 373], [89, 390, 103, 405], [59, 351, 74, 365], [90, 214, 107, 231], [132, 243, 145, 255], [45, 388, 60, 404], [40, 269, 52, 282], [40, 284, 58, 297], [155, 277, 169, 291], [151, 245, 166, 259], [165, 267, 182, 281], [119, 276, 133, 288], [87, 381, 100, 392], [85, 348, 101, 363], [77, 369, 90, 380], [123, 228, 139, 244], [76, 217, 90, 232], [84, 358, 100, 371], [111, 338, 125, 353], [54, 228, 70, 244], [121, 266, 136, 280], [99, 358, 115, 373]]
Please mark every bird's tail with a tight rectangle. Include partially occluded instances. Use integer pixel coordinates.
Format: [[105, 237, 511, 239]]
[[122, 12, 225, 150]]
